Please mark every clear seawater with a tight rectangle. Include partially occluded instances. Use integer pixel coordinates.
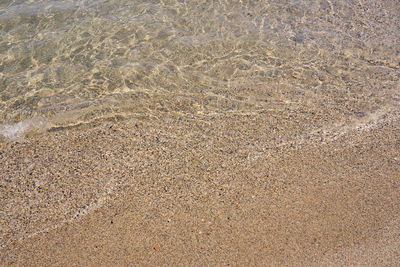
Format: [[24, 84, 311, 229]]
[[0, 0, 399, 137]]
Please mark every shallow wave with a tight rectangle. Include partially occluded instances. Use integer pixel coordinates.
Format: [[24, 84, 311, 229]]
[[0, 0, 399, 136], [0, 116, 50, 139]]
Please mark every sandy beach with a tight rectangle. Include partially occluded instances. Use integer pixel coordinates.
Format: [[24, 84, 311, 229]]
[[1, 0, 399, 264], [1, 108, 399, 265]]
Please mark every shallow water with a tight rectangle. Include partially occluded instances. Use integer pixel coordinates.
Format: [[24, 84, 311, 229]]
[[0, 0, 399, 137]]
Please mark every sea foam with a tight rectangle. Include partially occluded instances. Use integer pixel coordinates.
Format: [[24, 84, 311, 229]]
[[0, 117, 50, 139]]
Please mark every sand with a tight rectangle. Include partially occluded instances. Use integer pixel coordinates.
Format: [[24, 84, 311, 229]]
[[1, 109, 399, 266]]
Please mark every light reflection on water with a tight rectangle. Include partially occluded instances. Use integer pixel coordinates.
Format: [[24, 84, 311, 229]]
[[0, 0, 399, 132]]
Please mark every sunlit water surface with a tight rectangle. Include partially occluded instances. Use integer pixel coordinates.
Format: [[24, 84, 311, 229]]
[[0, 0, 399, 137]]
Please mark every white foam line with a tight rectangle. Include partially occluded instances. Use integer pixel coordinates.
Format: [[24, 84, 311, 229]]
[[0, 117, 50, 140], [243, 105, 400, 165]]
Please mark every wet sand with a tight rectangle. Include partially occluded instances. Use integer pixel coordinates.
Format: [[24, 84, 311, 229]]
[[1, 109, 399, 265]]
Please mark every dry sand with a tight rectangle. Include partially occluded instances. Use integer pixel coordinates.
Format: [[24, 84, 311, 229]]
[[1, 109, 399, 266]]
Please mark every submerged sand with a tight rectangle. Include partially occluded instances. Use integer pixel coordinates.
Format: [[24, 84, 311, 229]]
[[0, 108, 399, 266]]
